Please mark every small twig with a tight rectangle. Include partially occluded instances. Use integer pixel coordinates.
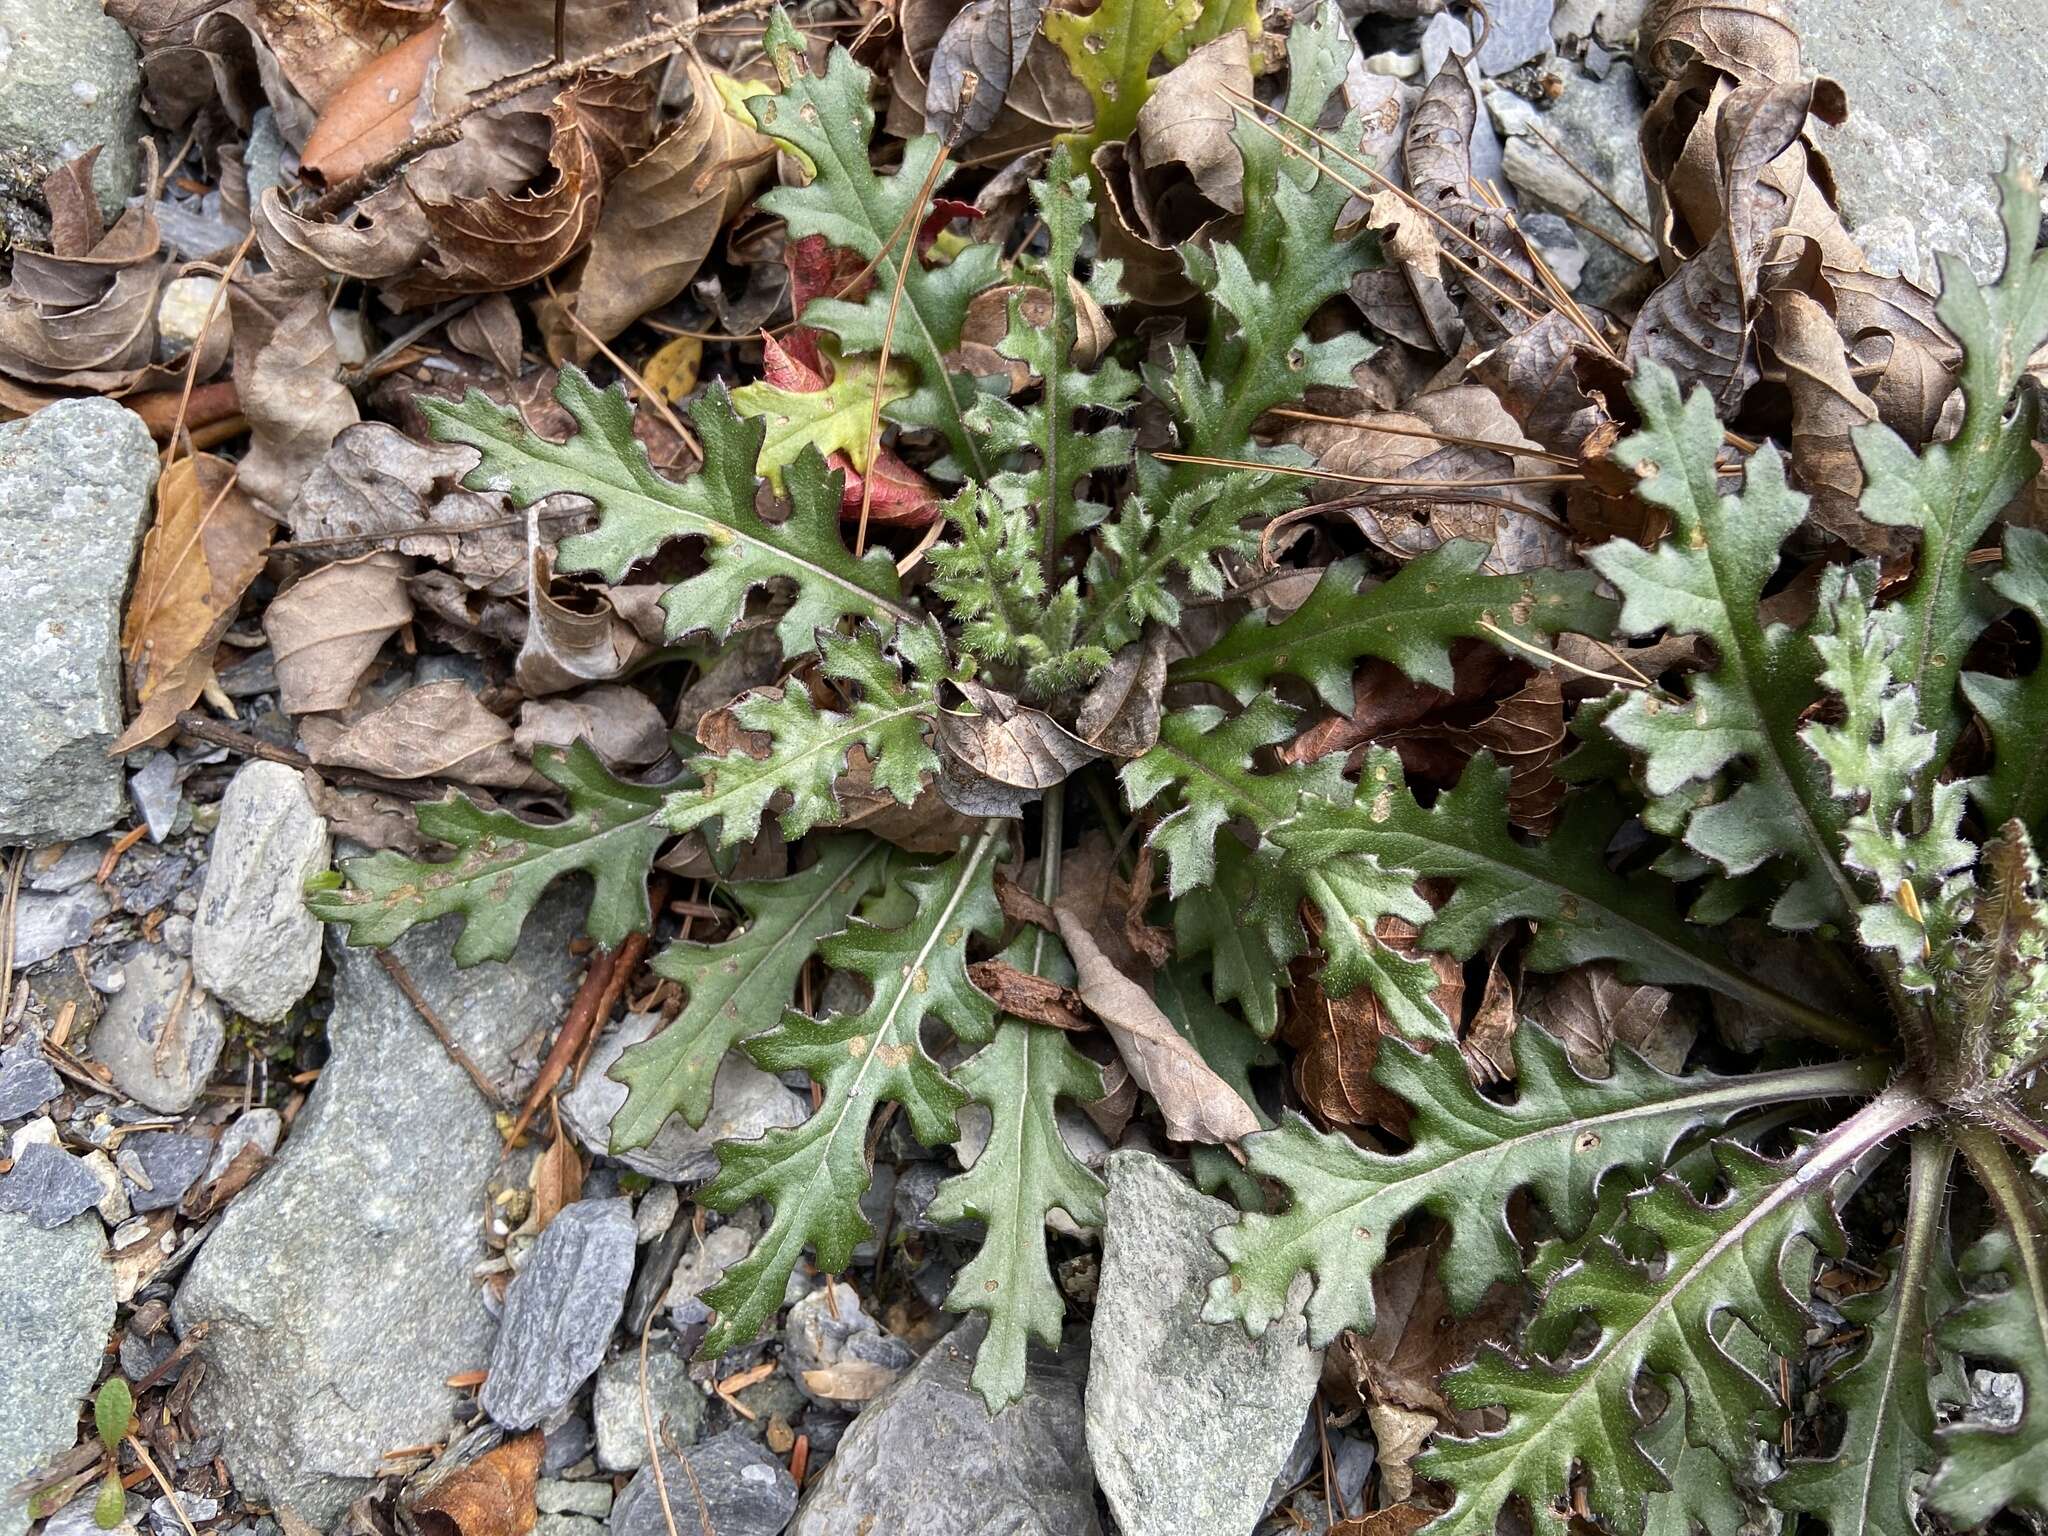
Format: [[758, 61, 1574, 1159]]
[[124, 1438, 198, 1536], [307, 0, 782, 218], [97, 824, 149, 886], [375, 950, 506, 1108], [166, 229, 257, 463], [507, 947, 617, 1146], [1554, 204, 1653, 263], [572, 926, 653, 1084], [0, 851, 23, 1023]]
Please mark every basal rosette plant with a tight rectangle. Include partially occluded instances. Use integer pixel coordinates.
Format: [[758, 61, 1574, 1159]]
[[303, 5, 2048, 1529]]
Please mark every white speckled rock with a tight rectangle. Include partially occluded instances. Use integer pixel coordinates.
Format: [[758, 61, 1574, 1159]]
[[1086, 1153, 1320, 1536], [0, 400, 158, 847], [193, 762, 330, 1022], [0, 0, 146, 218]]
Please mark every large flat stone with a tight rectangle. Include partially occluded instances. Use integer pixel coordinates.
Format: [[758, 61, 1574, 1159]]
[[172, 895, 582, 1525], [0, 400, 158, 846], [1795, 0, 2048, 288], [0, 1211, 114, 1536], [0, 0, 146, 219], [1086, 1152, 1320, 1536]]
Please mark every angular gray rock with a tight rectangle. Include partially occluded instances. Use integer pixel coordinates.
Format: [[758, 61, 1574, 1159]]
[[0, 1210, 115, 1536], [0, 401, 158, 846], [11, 885, 112, 968], [560, 1017, 808, 1185], [0, 1142, 105, 1228], [591, 1349, 705, 1471], [0, 0, 146, 219], [1795, 0, 2048, 288], [789, 1318, 1099, 1536], [192, 763, 330, 1022], [781, 1280, 915, 1408], [1086, 1153, 1320, 1536], [482, 1198, 637, 1431], [120, 1132, 211, 1213], [0, 1047, 61, 1121], [88, 948, 227, 1114], [611, 1432, 797, 1536], [172, 895, 583, 1526], [669, 1224, 753, 1331], [1473, 0, 1553, 75]]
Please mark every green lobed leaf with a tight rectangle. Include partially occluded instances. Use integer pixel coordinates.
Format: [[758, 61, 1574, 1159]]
[[1044, 0, 1200, 153], [928, 909, 1106, 1411], [307, 741, 684, 965], [1589, 360, 1853, 930], [697, 828, 1006, 1355], [1421, 1138, 1850, 1536], [609, 838, 891, 1146], [1927, 1224, 2048, 1523], [750, 14, 1001, 481], [1963, 524, 2048, 840], [1171, 542, 1616, 710], [1857, 149, 2048, 762], [425, 369, 913, 658], [1206, 1027, 1883, 1346], [661, 623, 949, 850], [1770, 1135, 1958, 1536]]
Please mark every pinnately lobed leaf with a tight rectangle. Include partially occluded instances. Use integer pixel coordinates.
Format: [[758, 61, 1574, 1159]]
[[307, 740, 684, 965], [608, 838, 891, 1147], [695, 828, 1006, 1355]]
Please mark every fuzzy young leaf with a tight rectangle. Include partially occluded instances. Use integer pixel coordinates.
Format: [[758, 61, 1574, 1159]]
[[1590, 361, 1852, 929], [426, 369, 913, 656], [663, 624, 947, 850], [609, 838, 890, 1146], [1207, 1028, 1883, 1345], [1927, 1225, 2048, 1523], [1963, 524, 2048, 839], [698, 829, 1005, 1355], [308, 742, 683, 965], [751, 15, 1001, 480], [1174, 542, 1616, 710]]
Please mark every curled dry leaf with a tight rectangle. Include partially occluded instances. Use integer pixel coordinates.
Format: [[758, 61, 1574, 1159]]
[[957, 278, 1112, 392], [925, 0, 1053, 147], [1131, 30, 1251, 220], [933, 679, 1099, 815], [0, 148, 169, 391], [114, 454, 276, 753], [300, 19, 444, 185], [228, 272, 361, 516], [299, 680, 537, 788], [515, 550, 655, 697], [1457, 942, 1517, 1085], [544, 56, 773, 356], [1074, 632, 1167, 757], [1054, 904, 1260, 1146], [1457, 669, 1567, 833], [514, 685, 670, 770], [1279, 968, 1419, 1137], [1524, 961, 1696, 1076], [263, 551, 415, 715], [406, 1430, 543, 1536], [968, 959, 1090, 1030], [1638, 0, 1801, 85], [1767, 280, 1894, 553]]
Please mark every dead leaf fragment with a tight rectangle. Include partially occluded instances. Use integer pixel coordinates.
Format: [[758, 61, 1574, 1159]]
[[407, 1431, 543, 1536], [264, 551, 414, 715], [933, 680, 1098, 815], [228, 272, 361, 516], [1075, 633, 1167, 757], [1054, 905, 1259, 1145], [114, 454, 276, 752], [299, 681, 536, 788], [926, 0, 1052, 147], [1526, 962, 1695, 1076], [300, 20, 444, 185]]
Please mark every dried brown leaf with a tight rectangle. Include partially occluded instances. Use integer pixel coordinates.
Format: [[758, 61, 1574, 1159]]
[[263, 551, 414, 715], [1133, 31, 1250, 218], [228, 272, 361, 516], [1074, 632, 1167, 757], [514, 686, 669, 770], [515, 551, 655, 697], [1639, 0, 1800, 86], [1769, 280, 1893, 552], [1279, 967, 1422, 1136], [114, 454, 275, 753], [926, 0, 1052, 147], [299, 18, 443, 182], [1525, 962, 1696, 1076], [407, 1431, 542, 1536], [1054, 904, 1260, 1145], [968, 959, 1090, 1032], [933, 680, 1098, 816], [299, 680, 536, 788]]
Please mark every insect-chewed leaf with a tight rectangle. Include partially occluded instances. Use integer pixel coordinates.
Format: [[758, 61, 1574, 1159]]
[[307, 740, 684, 965], [696, 829, 1006, 1355], [423, 367, 912, 660]]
